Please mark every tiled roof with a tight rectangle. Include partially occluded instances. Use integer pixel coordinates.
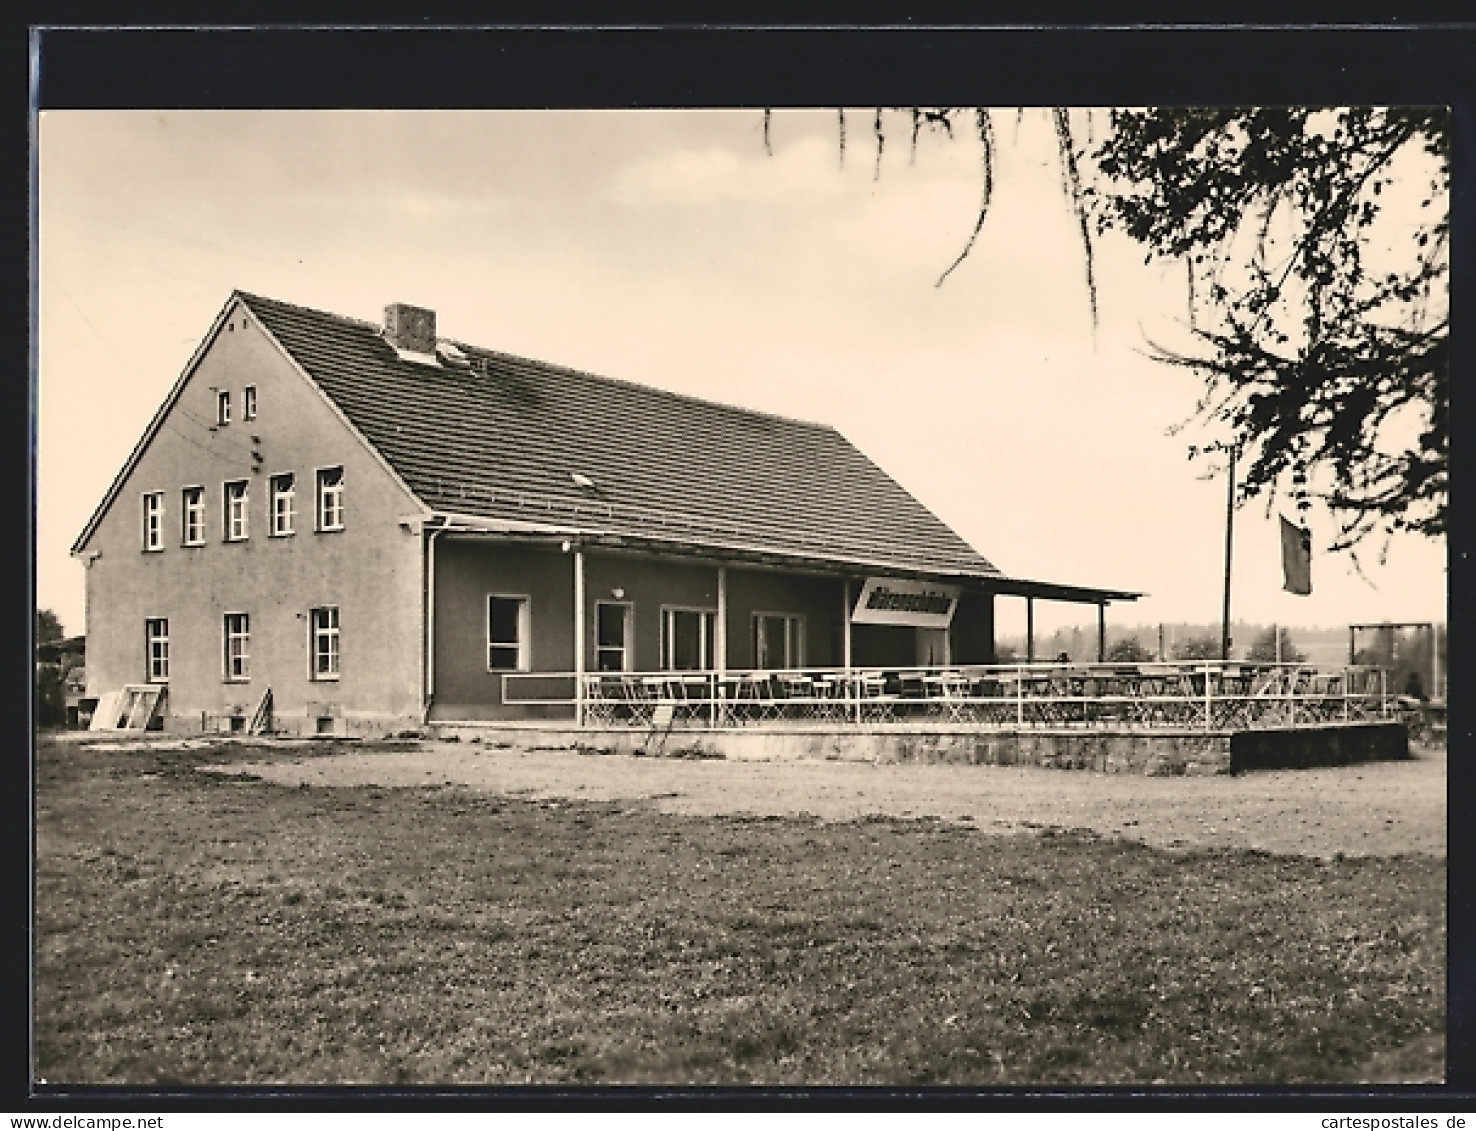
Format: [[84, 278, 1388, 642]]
[[240, 292, 1002, 580]]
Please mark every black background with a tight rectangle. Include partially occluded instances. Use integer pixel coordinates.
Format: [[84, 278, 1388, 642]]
[[14, 11, 1475, 1112]]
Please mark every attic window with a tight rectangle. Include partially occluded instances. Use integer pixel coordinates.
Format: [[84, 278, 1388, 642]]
[[436, 341, 471, 369], [243, 385, 257, 420], [216, 390, 231, 425], [570, 472, 596, 490]]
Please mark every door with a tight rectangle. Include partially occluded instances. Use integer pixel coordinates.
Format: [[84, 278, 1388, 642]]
[[662, 608, 716, 670], [916, 627, 950, 667]]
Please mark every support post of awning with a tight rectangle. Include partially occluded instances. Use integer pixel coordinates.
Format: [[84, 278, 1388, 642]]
[[843, 579, 856, 723], [1026, 597, 1035, 664], [573, 547, 586, 726], [715, 566, 728, 676], [1431, 621, 1441, 699], [842, 579, 854, 669], [1097, 602, 1106, 663], [714, 566, 728, 727]]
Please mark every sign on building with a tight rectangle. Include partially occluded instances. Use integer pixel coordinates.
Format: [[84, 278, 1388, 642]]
[[850, 577, 961, 628]]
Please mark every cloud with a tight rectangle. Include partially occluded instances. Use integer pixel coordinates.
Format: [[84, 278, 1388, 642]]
[[605, 136, 854, 208], [286, 187, 513, 224]]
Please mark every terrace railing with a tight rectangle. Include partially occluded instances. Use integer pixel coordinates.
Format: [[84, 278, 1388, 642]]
[[502, 661, 1393, 731]]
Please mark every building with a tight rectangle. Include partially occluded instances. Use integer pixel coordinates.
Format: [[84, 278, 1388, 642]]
[[72, 291, 1137, 736]]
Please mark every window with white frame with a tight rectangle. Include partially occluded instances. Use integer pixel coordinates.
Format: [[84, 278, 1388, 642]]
[[661, 607, 715, 671], [311, 606, 340, 679], [754, 613, 804, 670], [224, 480, 249, 541], [216, 389, 231, 425], [316, 467, 344, 531], [595, 601, 632, 672], [243, 385, 257, 420], [142, 492, 164, 551], [224, 612, 250, 680], [182, 486, 206, 545], [487, 595, 529, 671], [269, 473, 295, 536], [145, 618, 169, 682]]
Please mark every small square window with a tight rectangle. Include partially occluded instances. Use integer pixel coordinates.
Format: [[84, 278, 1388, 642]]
[[142, 492, 165, 552], [224, 480, 249, 541], [243, 385, 257, 421], [216, 389, 231, 425], [270, 473, 295, 536], [316, 467, 344, 531], [182, 487, 206, 546]]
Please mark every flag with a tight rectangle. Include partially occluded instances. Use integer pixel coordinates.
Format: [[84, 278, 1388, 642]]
[[1280, 515, 1312, 595]]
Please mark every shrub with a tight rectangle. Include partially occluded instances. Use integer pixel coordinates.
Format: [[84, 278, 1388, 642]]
[[1106, 638, 1153, 663]]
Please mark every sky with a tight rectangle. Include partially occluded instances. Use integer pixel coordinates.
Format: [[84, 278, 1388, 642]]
[[35, 109, 1448, 643]]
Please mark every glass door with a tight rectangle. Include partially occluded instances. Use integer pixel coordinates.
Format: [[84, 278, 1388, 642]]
[[662, 608, 715, 670]]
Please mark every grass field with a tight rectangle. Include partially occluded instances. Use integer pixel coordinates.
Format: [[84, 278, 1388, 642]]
[[34, 736, 1445, 1086]]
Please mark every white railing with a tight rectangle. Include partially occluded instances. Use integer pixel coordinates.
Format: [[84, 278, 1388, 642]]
[[501, 661, 1393, 731]]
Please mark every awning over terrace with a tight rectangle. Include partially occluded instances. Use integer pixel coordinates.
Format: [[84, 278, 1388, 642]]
[[408, 511, 1143, 701], [408, 509, 1141, 603]]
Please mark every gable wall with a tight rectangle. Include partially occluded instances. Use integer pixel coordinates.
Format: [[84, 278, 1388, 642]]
[[80, 300, 426, 734]]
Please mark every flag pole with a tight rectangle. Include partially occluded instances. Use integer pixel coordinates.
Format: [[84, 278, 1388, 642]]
[[1220, 443, 1236, 662]]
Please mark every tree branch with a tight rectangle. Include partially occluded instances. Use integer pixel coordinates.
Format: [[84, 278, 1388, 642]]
[[935, 109, 995, 287]]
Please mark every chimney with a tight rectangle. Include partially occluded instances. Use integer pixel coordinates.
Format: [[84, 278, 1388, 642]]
[[383, 302, 437, 355]]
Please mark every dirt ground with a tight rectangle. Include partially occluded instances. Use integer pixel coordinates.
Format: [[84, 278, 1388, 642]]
[[205, 736, 1446, 859]]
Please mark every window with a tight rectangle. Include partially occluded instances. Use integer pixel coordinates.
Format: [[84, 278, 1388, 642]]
[[224, 613, 250, 680], [270, 473, 295, 536], [182, 487, 205, 545], [311, 606, 340, 679], [755, 613, 804, 670], [224, 480, 249, 541], [243, 385, 257, 420], [595, 602, 632, 672], [145, 618, 169, 682], [316, 467, 344, 531], [487, 595, 529, 671], [142, 492, 164, 551], [216, 389, 231, 425], [661, 607, 715, 671]]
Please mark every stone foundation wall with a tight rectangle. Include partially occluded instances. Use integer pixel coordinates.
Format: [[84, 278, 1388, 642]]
[[432, 720, 1408, 775], [163, 709, 422, 740]]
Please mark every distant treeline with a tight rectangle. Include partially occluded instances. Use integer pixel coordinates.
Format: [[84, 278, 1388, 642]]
[[994, 621, 1446, 699]]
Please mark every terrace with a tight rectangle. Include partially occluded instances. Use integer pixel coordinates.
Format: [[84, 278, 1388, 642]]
[[503, 660, 1394, 732]]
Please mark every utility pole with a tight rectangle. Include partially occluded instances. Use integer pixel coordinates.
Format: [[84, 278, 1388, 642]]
[[1220, 443, 1237, 662]]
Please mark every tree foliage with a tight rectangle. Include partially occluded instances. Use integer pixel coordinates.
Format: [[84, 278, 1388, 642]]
[[1245, 626, 1307, 664], [36, 663, 66, 728], [1106, 637, 1154, 663], [796, 106, 1449, 555], [1172, 635, 1223, 662], [37, 608, 64, 645], [1089, 107, 1448, 552]]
